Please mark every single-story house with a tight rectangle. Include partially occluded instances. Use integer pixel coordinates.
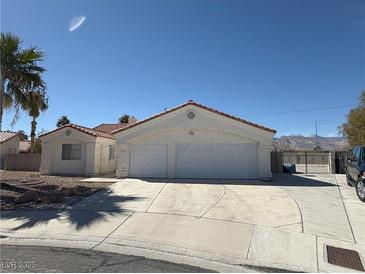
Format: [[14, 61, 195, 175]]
[[113, 101, 276, 179], [0, 131, 20, 169], [39, 101, 276, 179], [39, 124, 128, 175]]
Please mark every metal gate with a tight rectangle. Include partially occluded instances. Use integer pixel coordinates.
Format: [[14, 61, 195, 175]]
[[271, 150, 351, 174], [334, 151, 349, 174], [271, 151, 331, 174]]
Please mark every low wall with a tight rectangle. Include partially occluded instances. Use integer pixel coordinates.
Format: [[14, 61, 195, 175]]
[[295, 164, 330, 174], [5, 153, 41, 171]]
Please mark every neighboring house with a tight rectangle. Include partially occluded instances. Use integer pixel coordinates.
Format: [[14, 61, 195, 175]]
[[39, 101, 276, 179], [0, 131, 20, 169], [19, 140, 31, 153], [113, 101, 276, 179]]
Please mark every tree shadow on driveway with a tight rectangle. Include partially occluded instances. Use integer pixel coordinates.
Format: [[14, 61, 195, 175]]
[[1, 188, 144, 231]]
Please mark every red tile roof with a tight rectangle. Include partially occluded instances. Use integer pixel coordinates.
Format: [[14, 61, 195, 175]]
[[93, 123, 131, 134], [0, 131, 19, 143], [112, 101, 277, 134], [39, 124, 115, 139]]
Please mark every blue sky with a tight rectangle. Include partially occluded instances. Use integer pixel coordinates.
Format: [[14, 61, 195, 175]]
[[2, 0, 364, 137]]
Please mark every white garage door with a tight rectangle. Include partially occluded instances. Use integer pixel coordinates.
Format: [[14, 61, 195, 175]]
[[130, 144, 168, 178], [176, 143, 258, 179]]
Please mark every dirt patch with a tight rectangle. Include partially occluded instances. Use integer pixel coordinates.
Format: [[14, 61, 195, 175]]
[[0, 171, 114, 210]]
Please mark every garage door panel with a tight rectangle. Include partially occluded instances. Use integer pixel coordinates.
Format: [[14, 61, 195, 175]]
[[130, 144, 167, 178], [176, 143, 258, 179]]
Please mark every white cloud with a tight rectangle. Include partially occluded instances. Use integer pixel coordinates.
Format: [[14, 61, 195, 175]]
[[69, 16, 86, 32]]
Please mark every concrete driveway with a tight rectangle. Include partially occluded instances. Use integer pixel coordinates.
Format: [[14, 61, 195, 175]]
[[1, 174, 365, 272]]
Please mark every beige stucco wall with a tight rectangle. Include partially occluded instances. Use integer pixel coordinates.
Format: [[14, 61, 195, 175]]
[[40, 127, 116, 175], [115, 105, 274, 179], [97, 137, 117, 174], [0, 136, 20, 169]]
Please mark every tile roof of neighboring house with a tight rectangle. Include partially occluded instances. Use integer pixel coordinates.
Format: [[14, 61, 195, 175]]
[[93, 123, 131, 134], [0, 131, 19, 143], [39, 124, 115, 139], [19, 141, 31, 152], [111, 100, 277, 134]]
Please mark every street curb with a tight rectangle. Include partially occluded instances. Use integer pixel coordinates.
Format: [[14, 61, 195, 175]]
[[0, 236, 313, 273]]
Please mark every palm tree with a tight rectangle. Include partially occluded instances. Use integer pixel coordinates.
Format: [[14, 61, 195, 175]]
[[118, 114, 130, 124], [21, 89, 48, 153], [57, 115, 70, 127], [0, 32, 46, 130]]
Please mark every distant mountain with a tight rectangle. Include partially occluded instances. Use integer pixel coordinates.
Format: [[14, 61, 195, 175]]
[[273, 135, 349, 151]]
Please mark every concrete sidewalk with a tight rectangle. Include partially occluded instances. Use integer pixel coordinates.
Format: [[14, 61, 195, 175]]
[[1, 175, 365, 272], [0, 211, 317, 272]]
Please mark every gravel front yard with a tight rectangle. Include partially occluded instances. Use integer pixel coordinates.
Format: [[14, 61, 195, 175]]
[[0, 171, 114, 211]]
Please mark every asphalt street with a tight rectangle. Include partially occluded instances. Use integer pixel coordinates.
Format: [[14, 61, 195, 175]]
[[0, 245, 214, 273]]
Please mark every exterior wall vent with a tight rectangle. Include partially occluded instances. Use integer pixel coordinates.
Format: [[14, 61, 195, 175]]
[[186, 111, 195, 120]]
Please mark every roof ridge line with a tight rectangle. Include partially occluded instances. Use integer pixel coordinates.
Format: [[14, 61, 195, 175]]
[[110, 101, 192, 134], [69, 123, 116, 135], [189, 101, 276, 133], [111, 101, 276, 134], [93, 123, 106, 128], [40, 123, 115, 140]]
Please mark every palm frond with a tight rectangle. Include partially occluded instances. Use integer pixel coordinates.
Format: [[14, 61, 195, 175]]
[[1, 32, 48, 127], [21, 89, 48, 118], [19, 46, 45, 63], [0, 33, 21, 61], [2, 92, 13, 109]]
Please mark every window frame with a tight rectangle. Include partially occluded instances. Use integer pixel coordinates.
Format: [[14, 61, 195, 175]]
[[62, 144, 81, 160]]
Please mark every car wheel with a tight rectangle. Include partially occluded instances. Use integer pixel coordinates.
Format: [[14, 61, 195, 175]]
[[355, 177, 365, 203], [346, 171, 353, 186]]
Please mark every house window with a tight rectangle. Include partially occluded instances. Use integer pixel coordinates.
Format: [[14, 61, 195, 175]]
[[62, 144, 81, 160], [109, 145, 115, 160]]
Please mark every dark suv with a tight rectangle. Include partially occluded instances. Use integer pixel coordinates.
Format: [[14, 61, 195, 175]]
[[346, 145, 365, 202]]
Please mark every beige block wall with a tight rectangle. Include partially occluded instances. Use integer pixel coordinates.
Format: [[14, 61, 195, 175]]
[[96, 137, 117, 174], [0, 136, 20, 169]]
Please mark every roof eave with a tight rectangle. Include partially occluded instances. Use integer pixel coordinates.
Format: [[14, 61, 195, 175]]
[[39, 124, 115, 140], [0, 134, 20, 144]]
